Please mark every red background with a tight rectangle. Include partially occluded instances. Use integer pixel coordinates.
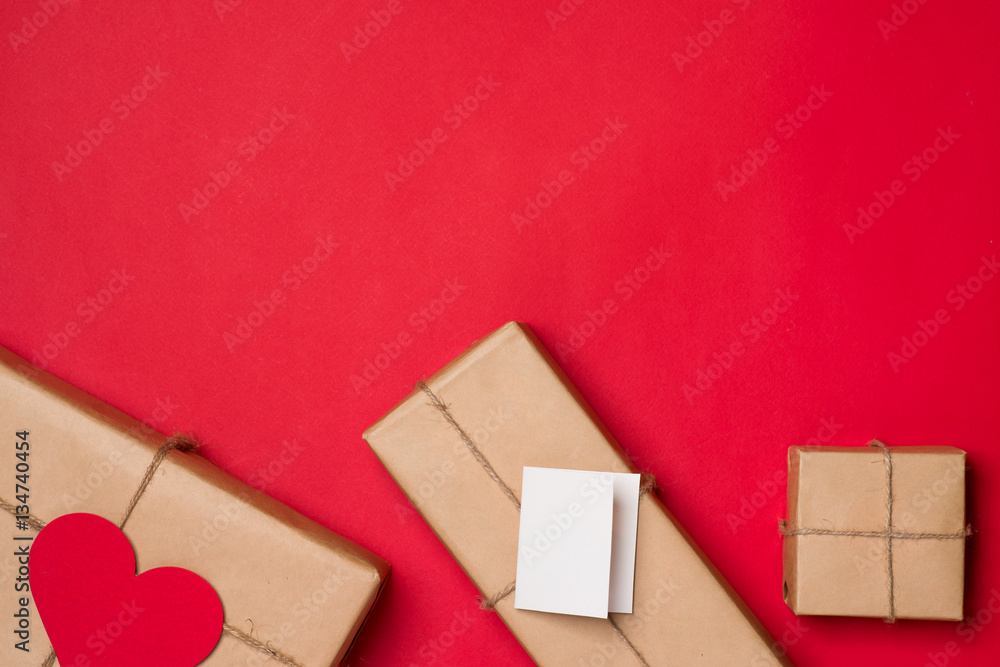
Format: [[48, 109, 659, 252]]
[[2, 1, 998, 665]]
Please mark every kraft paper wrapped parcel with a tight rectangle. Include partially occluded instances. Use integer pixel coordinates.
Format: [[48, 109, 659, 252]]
[[0, 346, 388, 666], [781, 444, 968, 621], [365, 322, 789, 666]]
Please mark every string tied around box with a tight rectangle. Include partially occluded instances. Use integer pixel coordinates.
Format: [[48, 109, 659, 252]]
[[417, 381, 655, 667], [1, 434, 304, 667], [778, 439, 972, 624]]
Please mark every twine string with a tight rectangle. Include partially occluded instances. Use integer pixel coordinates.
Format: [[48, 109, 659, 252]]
[[223, 623, 299, 667], [779, 439, 971, 623], [117, 434, 199, 529], [417, 381, 652, 667], [416, 382, 521, 511], [479, 581, 516, 610], [609, 617, 648, 666], [0, 498, 46, 531], [1, 435, 303, 667], [879, 441, 896, 623], [777, 524, 971, 540]]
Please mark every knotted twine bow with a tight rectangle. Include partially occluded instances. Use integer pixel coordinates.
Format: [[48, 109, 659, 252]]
[[0, 435, 303, 667], [779, 439, 972, 623], [417, 381, 657, 667]]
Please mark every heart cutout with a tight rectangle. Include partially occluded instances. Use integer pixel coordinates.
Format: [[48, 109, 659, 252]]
[[30, 513, 223, 667]]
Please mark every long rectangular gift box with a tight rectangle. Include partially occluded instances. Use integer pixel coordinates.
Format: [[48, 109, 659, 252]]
[[0, 346, 388, 666], [364, 322, 789, 666]]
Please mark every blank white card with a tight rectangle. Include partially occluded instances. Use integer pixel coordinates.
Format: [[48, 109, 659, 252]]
[[514, 467, 640, 618]]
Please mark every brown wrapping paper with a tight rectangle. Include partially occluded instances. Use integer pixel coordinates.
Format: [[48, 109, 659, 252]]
[[364, 322, 788, 666], [0, 346, 388, 667], [782, 444, 967, 621]]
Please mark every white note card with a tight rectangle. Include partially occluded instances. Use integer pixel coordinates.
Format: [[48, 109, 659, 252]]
[[609, 472, 640, 613], [514, 467, 641, 619]]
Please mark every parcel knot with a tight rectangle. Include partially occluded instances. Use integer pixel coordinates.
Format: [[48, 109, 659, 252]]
[[163, 433, 200, 454], [638, 473, 657, 496]]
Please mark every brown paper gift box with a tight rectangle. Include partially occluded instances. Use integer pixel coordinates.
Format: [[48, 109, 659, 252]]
[[0, 346, 389, 667], [781, 443, 968, 621], [364, 322, 789, 666]]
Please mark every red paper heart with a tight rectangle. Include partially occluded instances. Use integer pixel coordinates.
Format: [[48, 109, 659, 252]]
[[30, 513, 223, 666]]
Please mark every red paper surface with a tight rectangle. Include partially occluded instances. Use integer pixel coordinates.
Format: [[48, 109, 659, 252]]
[[1, 1, 998, 665], [31, 514, 222, 666]]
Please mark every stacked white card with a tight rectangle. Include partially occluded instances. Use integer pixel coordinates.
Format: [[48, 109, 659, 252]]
[[514, 467, 641, 618]]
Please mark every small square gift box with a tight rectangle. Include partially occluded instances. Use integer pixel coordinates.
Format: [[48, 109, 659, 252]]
[[781, 441, 969, 621]]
